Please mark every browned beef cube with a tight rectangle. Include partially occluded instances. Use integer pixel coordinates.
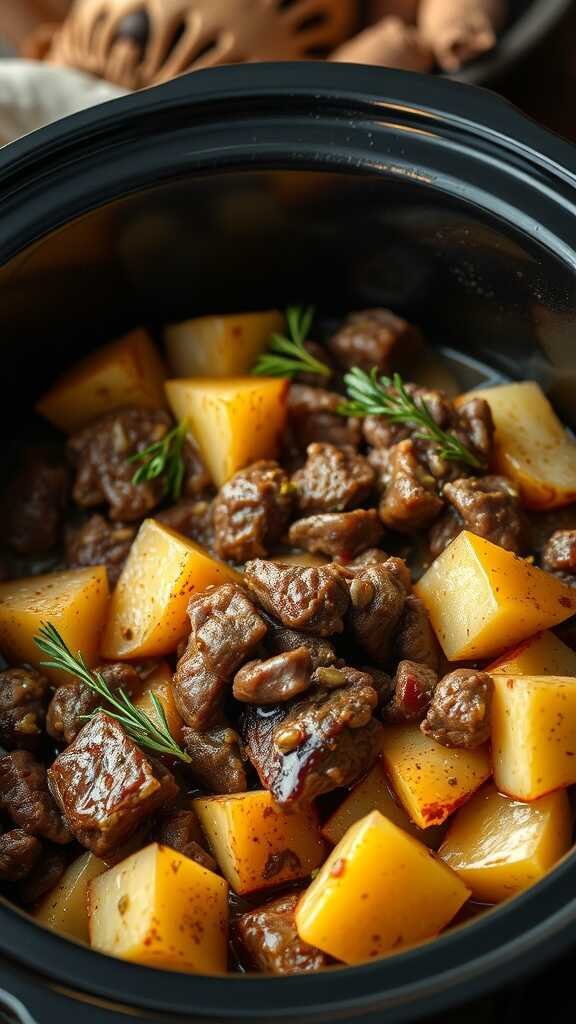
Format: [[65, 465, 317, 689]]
[[65, 514, 136, 585], [244, 560, 349, 637], [0, 829, 42, 882], [394, 594, 440, 672], [242, 668, 381, 804], [287, 385, 362, 452], [182, 720, 247, 795], [288, 509, 384, 561], [213, 461, 294, 563], [236, 892, 329, 974], [379, 440, 443, 533], [292, 443, 374, 515], [47, 662, 141, 745], [233, 649, 312, 704], [48, 713, 178, 856], [542, 530, 576, 584], [68, 407, 173, 522], [263, 616, 337, 670], [156, 498, 214, 550], [0, 667, 49, 752], [0, 750, 71, 843], [421, 669, 493, 750], [2, 450, 69, 556], [328, 308, 424, 375], [154, 809, 217, 873], [18, 844, 69, 905], [346, 564, 407, 666], [429, 475, 525, 558], [174, 584, 266, 730]]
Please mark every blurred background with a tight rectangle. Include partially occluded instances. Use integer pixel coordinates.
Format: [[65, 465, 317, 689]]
[[0, 1, 575, 145]]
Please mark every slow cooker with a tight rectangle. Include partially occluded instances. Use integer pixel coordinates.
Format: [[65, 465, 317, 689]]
[[0, 62, 576, 1023]]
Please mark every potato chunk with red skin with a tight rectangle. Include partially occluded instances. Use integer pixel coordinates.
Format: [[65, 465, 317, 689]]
[[48, 713, 178, 857]]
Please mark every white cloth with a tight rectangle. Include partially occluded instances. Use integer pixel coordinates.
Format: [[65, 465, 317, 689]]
[[0, 60, 127, 146]]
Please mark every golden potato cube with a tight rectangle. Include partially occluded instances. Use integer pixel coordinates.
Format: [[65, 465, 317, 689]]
[[380, 724, 491, 829], [439, 783, 572, 902], [0, 566, 110, 685], [133, 661, 183, 742], [34, 852, 107, 943], [459, 382, 576, 508], [165, 311, 284, 378], [492, 674, 576, 800], [414, 530, 576, 661], [101, 519, 239, 659], [487, 630, 576, 677], [321, 760, 445, 849], [88, 843, 228, 973], [193, 790, 327, 895], [295, 811, 470, 964], [36, 330, 166, 433], [166, 377, 289, 487]]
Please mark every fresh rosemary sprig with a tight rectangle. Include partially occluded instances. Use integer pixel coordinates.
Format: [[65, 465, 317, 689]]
[[128, 419, 188, 502], [252, 306, 331, 379], [35, 623, 191, 764], [339, 368, 484, 470]]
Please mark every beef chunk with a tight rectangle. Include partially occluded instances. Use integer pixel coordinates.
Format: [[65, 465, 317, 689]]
[[542, 530, 576, 584], [213, 461, 294, 563], [244, 560, 349, 637], [0, 829, 42, 882], [287, 384, 362, 452], [233, 649, 312, 704], [18, 845, 68, 905], [2, 450, 69, 557], [394, 594, 440, 672], [363, 415, 410, 449], [47, 662, 141, 745], [382, 660, 438, 723], [455, 397, 494, 464], [421, 669, 493, 749], [48, 713, 178, 856], [347, 564, 407, 666], [292, 444, 374, 514], [0, 750, 71, 843], [65, 514, 136, 585], [69, 407, 173, 521], [379, 440, 443, 533], [264, 617, 337, 670], [154, 809, 217, 872], [236, 892, 329, 974], [339, 551, 412, 591], [174, 584, 266, 730], [157, 498, 214, 550], [243, 668, 381, 804], [528, 506, 576, 555], [0, 667, 49, 751], [182, 721, 247, 794], [328, 308, 424, 374], [288, 509, 384, 561], [429, 476, 524, 558]]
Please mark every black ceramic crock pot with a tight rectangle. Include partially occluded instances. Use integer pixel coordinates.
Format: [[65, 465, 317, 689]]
[[1, 63, 576, 1024]]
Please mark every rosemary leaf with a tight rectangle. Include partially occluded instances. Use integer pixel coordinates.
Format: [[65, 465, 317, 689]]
[[128, 419, 188, 502], [34, 622, 191, 764], [252, 305, 331, 379], [339, 368, 484, 470]]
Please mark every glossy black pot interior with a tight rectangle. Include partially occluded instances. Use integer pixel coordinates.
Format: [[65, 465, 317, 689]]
[[1, 63, 576, 1024]]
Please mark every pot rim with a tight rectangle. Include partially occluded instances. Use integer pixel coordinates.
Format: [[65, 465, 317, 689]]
[[1, 62, 576, 1020]]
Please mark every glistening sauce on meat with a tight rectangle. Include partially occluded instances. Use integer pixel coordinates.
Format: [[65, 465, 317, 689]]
[[0, 307, 575, 973]]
